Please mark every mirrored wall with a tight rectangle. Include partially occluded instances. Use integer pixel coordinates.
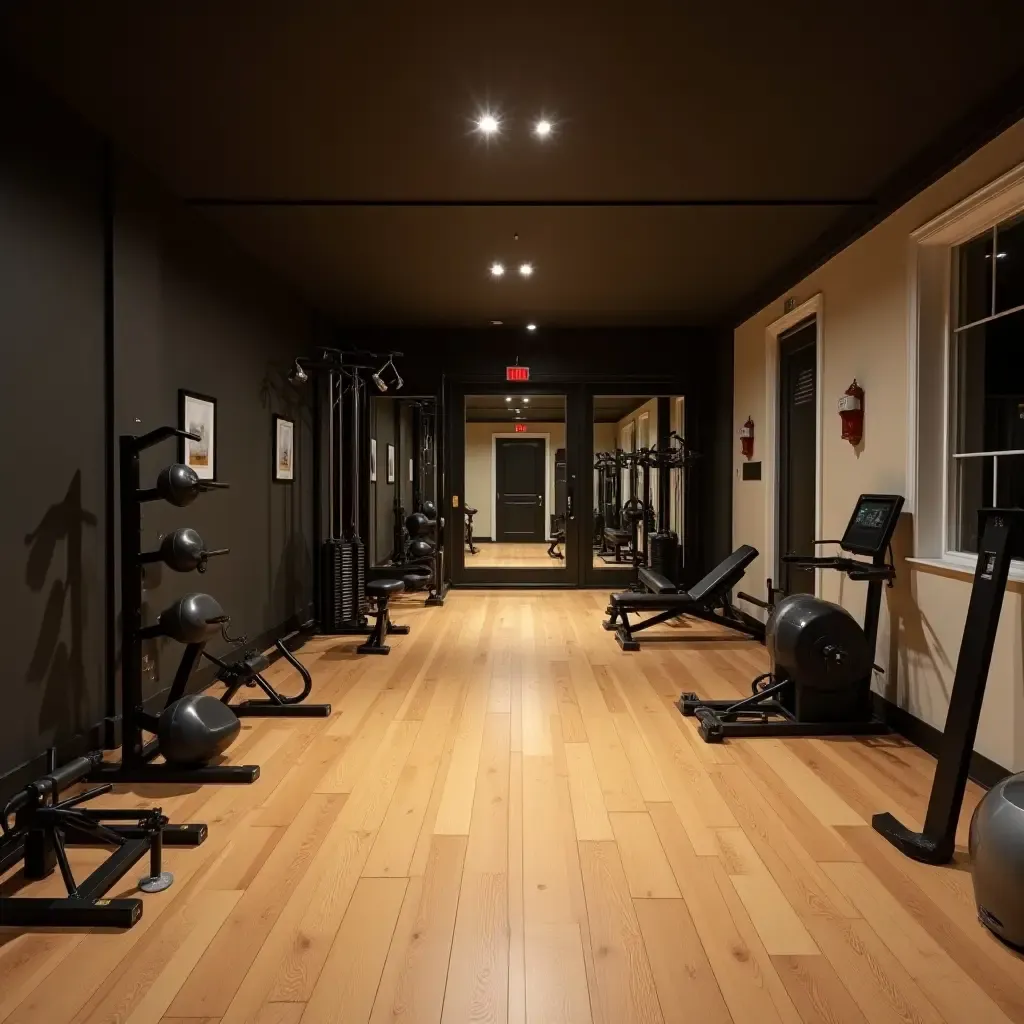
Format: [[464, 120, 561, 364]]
[[463, 393, 568, 569], [592, 395, 687, 577]]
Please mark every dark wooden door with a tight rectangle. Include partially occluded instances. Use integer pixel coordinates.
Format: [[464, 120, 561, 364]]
[[778, 319, 817, 595], [496, 439, 546, 541]]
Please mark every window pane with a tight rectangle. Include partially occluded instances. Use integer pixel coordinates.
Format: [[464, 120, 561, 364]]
[[953, 311, 1024, 552], [956, 230, 993, 327], [996, 212, 1024, 314]]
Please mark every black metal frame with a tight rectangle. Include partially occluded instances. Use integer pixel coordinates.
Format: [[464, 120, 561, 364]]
[[872, 508, 1023, 863], [96, 426, 259, 785], [204, 627, 331, 718], [609, 596, 765, 651], [0, 753, 205, 929]]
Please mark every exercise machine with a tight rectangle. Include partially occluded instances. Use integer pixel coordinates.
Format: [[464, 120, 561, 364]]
[[95, 426, 258, 786], [604, 545, 763, 650], [0, 751, 204, 928], [679, 493, 903, 741], [873, 507, 1024, 869], [203, 625, 331, 718]]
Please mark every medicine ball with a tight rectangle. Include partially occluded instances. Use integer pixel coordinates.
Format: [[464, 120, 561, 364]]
[[406, 512, 431, 538], [970, 773, 1024, 949], [408, 539, 435, 562], [767, 594, 870, 692], [421, 500, 437, 519], [158, 694, 240, 767], [157, 593, 228, 644]]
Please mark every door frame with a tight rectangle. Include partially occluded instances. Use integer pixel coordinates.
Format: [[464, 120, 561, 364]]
[[491, 433, 552, 541], [764, 293, 823, 595]]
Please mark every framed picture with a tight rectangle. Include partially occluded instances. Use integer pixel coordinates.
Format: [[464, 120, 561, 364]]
[[386, 443, 396, 484], [370, 438, 378, 483], [273, 415, 295, 482], [178, 390, 217, 480]]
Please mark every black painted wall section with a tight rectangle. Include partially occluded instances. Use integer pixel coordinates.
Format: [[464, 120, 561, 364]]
[[0, 75, 106, 780], [114, 162, 319, 700], [0, 66, 322, 787]]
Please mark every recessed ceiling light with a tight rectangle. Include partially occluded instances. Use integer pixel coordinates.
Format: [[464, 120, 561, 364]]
[[519, 262, 534, 277], [491, 319, 503, 325], [505, 396, 512, 402], [523, 397, 530, 403], [534, 119, 553, 139], [490, 262, 505, 277], [476, 112, 501, 136], [526, 323, 537, 331]]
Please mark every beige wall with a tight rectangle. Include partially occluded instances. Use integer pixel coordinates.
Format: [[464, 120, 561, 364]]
[[465, 421, 566, 539], [734, 118, 1024, 770]]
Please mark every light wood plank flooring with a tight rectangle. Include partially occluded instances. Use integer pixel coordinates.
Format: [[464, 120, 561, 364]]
[[2, 590, 1021, 1024], [467, 541, 561, 568]]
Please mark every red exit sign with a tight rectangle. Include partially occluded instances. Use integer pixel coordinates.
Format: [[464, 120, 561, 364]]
[[506, 366, 530, 382], [514, 422, 527, 432]]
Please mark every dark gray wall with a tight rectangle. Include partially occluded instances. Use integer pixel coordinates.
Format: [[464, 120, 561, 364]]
[[0, 76, 107, 779], [0, 67, 321, 787], [115, 164, 318, 696]]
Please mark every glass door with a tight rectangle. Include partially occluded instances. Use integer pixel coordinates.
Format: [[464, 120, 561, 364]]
[[450, 384, 583, 586]]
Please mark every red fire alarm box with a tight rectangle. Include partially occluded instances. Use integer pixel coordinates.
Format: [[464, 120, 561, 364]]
[[506, 366, 530, 382]]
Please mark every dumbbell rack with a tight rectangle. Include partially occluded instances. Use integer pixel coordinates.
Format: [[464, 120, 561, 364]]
[[93, 426, 258, 787]]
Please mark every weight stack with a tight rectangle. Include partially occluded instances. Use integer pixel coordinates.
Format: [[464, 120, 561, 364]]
[[649, 531, 680, 583], [320, 538, 368, 632]]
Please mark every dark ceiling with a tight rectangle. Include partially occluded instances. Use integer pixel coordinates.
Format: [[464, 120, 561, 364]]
[[5, 2, 1024, 328]]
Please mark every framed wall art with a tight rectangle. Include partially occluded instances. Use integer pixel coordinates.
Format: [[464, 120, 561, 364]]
[[273, 414, 295, 482], [178, 390, 217, 480]]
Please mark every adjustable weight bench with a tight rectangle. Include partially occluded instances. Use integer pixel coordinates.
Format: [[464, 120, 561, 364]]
[[603, 544, 763, 650]]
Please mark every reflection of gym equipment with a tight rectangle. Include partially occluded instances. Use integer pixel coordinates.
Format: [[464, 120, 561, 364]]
[[94, 426, 258, 785], [605, 545, 762, 650], [873, 509, 1023, 879], [548, 447, 567, 560], [0, 751, 193, 928], [465, 506, 479, 554], [679, 493, 903, 741]]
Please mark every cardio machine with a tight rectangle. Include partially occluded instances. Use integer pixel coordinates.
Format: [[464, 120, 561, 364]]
[[679, 493, 903, 741]]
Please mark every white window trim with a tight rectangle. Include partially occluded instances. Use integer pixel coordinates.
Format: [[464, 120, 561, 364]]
[[764, 293, 824, 595], [907, 158, 1024, 579]]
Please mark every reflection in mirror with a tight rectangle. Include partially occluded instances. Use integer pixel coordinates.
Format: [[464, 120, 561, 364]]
[[592, 396, 690, 583], [464, 394, 567, 569]]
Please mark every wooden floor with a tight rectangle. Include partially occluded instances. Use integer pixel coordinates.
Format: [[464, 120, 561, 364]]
[[469, 541, 561, 568], [2, 590, 1021, 1024]]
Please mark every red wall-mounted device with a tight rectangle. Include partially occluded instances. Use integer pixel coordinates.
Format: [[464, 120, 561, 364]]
[[506, 366, 530, 382]]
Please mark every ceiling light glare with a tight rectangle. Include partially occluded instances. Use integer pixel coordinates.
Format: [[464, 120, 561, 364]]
[[523, 397, 530, 403], [526, 323, 537, 331], [505, 396, 512, 402], [490, 262, 505, 277], [491, 319, 504, 325], [519, 262, 534, 277], [476, 112, 501, 136], [534, 118, 553, 139]]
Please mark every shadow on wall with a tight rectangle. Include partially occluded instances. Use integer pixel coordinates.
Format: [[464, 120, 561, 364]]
[[24, 471, 97, 739]]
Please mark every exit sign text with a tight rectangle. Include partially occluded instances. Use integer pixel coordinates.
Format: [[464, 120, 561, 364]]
[[514, 422, 527, 432], [506, 366, 530, 382]]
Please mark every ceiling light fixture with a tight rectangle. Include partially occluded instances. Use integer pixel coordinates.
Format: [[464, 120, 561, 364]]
[[523, 397, 530, 403], [505, 396, 512, 402], [534, 118, 553, 139], [519, 262, 534, 277], [526, 323, 537, 331], [475, 112, 501, 136], [490, 262, 505, 277], [491, 319, 503, 325]]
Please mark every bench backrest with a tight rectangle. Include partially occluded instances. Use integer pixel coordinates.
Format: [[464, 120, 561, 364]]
[[687, 545, 758, 604]]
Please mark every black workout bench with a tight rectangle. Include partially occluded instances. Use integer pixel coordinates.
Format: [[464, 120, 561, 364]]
[[604, 544, 763, 650], [601, 527, 632, 563]]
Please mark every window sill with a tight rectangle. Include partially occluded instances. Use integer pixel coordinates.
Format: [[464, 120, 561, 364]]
[[906, 554, 1024, 583]]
